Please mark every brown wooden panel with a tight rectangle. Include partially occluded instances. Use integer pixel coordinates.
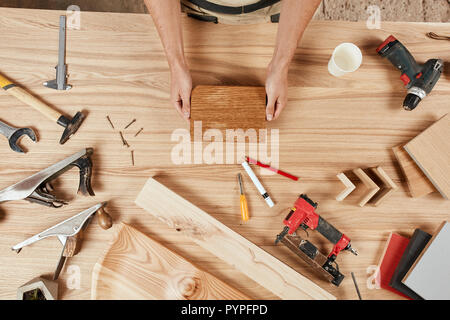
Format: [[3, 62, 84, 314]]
[[190, 85, 266, 141]]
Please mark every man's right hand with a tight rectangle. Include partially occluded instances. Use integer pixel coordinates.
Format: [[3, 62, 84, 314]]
[[170, 64, 192, 121]]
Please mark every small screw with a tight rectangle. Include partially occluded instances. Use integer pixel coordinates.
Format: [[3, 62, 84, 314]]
[[106, 116, 115, 129], [134, 128, 143, 137], [124, 119, 136, 130], [131, 150, 135, 166], [119, 131, 130, 148]]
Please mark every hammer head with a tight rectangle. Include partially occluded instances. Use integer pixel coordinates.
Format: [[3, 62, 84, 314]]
[[9, 128, 37, 153], [57, 112, 85, 145]]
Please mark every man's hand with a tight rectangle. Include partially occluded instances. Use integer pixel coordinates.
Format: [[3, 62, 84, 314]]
[[265, 64, 288, 121], [170, 64, 192, 121], [265, 0, 321, 121], [145, 0, 192, 121]]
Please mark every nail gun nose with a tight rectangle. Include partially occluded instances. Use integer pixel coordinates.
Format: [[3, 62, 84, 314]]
[[348, 246, 358, 256]]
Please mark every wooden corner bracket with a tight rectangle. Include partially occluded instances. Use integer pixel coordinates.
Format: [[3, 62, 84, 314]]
[[352, 168, 380, 207], [336, 173, 356, 201]]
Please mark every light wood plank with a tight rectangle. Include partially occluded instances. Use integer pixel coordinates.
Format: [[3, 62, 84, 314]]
[[392, 145, 436, 198], [404, 114, 450, 199], [135, 177, 336, 300], [91, 223, 249, 300]]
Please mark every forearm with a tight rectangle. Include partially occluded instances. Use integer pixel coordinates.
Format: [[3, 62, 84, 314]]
[[270, 0, 321, 71], [144, 0, 187, 71]]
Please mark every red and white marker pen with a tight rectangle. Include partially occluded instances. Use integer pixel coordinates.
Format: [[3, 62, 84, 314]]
[[246, 157, 298, 181]]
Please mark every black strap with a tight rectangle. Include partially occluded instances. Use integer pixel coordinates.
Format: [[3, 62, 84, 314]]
[[187, 13, 219, 23], [187, 0, 280, 14]]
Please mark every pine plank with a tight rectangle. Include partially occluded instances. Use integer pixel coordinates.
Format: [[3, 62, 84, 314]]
[[392, 145, 436, 198], [404, 114, 450, 199], [91, 223, 249, 300], [135, 177, 335, 300]]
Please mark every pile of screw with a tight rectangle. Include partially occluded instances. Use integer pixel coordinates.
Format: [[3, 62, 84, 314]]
[[106, 115, 143, 166]]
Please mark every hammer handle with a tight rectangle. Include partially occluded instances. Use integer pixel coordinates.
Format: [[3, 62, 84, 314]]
[[0, 74, 61, 122]]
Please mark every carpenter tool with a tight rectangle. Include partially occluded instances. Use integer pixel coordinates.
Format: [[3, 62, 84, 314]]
[[275, 194, 357, 286], [241, 161, 274, 208], [246, 156, 298, 181], [0, 73, 84, 144], [0, 119, 37, 153], [43, 16, 72, 91], [0, 148, 94, 208], [237, 173, 249, 222], [377, 35, 444, 111], [12, 202, 113, 280]]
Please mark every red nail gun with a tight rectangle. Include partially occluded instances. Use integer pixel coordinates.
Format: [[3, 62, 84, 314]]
[[275, 194, 357, 286]]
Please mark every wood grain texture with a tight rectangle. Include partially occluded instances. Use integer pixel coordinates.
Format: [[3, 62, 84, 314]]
[[135, 178, 335, 300], [404, 114, 450, 199], [336, 173, 355, 201], [0, 8, 449, 300], [190, 85, 266, 141], [369, 166, 398, 206], [352, 168, 380, 207], [91, 223, 249, 300], [392, 145, 436, 198]]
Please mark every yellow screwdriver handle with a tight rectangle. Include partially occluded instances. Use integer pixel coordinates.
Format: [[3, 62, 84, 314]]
[[0, 73, 13, 88], [240, 195, 249, 222]]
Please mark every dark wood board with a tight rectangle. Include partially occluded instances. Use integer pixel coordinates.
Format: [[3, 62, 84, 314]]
[[190, 85, 267, 141]]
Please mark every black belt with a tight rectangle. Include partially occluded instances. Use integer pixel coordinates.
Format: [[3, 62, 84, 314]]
[[187, 0, 280, 14]]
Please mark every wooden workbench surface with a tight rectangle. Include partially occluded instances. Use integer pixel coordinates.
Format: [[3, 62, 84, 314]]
[[0, 8, 449, 300]]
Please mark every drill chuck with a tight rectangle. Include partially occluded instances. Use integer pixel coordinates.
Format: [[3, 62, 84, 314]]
[[403, 88, 425, 111]]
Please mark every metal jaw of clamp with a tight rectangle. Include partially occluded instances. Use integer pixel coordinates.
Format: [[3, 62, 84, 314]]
[[0, 148, 94, 208], [12, 202, 112, 280]]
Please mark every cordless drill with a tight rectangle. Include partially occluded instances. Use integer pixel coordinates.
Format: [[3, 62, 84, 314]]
[[275, 194, 357, 285], [377, 35, 444, 111]]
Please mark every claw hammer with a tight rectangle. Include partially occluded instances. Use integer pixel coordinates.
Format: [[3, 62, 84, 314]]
[[0, 73, 84, 144]]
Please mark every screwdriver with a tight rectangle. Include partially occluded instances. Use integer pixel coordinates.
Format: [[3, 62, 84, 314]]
[[238, 173, 249, 222]]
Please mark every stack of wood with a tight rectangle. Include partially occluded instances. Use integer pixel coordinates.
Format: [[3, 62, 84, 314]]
[[375, 221, 450, 300], [392, 113, 450, 199]]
